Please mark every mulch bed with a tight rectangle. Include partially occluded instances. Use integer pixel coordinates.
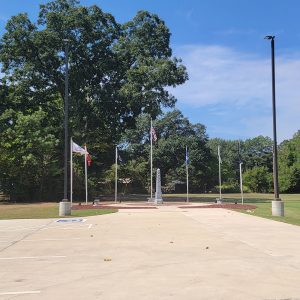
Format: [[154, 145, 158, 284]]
[[126, 202, 192, 206], [72, 205, 157, 210], [179, 204, 257, 210]]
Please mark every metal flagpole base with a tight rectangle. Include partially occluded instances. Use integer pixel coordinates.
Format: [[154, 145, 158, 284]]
[[216, 198, 223, 204], [148, 197, 155, 203], [154, 198, 163, 205], [272, 200, 284, 216], [59, 200, 71, 216]]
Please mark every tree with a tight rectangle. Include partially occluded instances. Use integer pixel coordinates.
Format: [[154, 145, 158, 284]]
[[207, 138, 240, 186], [242, 136, 273, 171], [0, 0, 187, 200], [207, 136, 274, 192], [120, 110, 214, 192], [0, 108, 61, 201], [278, 131, 300, 192], [243, 166, 273, 193]]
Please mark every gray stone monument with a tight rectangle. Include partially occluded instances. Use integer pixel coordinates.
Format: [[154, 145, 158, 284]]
[[155, 168, 163, 204]]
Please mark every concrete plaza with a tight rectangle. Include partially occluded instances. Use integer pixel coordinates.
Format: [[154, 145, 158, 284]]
[[0, 204, 300, 299]]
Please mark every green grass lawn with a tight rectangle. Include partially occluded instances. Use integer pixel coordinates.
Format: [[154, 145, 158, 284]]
[[164, 192, 300, 201], [165, 193, 300, 226], [238, 198, 300, 226], [0, 203, 117, 220]]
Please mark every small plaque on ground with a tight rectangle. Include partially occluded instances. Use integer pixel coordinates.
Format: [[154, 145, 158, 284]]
[[56, 218, 87, 223]]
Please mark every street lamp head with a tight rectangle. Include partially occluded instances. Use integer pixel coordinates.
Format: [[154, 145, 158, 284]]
[[264, 35, 275, 40]]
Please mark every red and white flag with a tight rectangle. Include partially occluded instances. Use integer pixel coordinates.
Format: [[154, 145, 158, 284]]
[[85, 145, 92, 166], [150, 126, 157, 142], [72, 141, 86, 155], [86, 153, 92, 166]]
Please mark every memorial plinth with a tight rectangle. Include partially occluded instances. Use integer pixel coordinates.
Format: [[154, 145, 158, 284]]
[[155, 168, 163, 204]]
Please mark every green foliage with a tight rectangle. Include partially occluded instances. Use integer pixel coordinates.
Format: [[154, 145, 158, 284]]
[[0, 0, 187, 201], [0, 108, 61, 201], [278, 131, 300, 192], [121, 110, 213, 192], [0, 0, 300, 199], [243, 166, 273, 193], [242, 136, 273, 170], [208, 138, 240, 184], [208, 136, 273, 192]]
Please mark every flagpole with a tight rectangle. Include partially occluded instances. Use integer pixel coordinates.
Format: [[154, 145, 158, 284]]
[[70, 137, 73, 206], [238, 141, 244, 205], [150, 119, 153, 201], [186, 146, 189, 203], [115, 146, 118, 203], [240, 162, 244, 205], [84, 145, 88, 205], [218, 146, 222, 200]]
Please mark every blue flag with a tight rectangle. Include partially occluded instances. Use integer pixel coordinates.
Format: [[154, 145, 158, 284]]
[[186, 146, 189, 165], [118, 152, 125, 165]]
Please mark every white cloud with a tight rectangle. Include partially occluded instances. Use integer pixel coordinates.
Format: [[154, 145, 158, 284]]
[[171, 45, 300, 141]]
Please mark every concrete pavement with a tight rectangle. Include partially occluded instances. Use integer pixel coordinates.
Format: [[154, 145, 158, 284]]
[[0, 205, 300, 299]]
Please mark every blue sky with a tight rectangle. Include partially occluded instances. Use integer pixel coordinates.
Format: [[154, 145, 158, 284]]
[[1, 0, 300, 141]]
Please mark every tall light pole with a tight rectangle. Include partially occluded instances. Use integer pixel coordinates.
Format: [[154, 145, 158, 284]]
[[59, 39, 71, 216], [63, 39, 69, 201], [264, 35, 284, 216]]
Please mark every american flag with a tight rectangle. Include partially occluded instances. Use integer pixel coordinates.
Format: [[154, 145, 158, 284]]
[[150, 126, 157, 142], [85, 145, 92, 166]]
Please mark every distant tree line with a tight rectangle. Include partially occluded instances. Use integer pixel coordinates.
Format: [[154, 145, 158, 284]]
[[0, 0, 299, 201]]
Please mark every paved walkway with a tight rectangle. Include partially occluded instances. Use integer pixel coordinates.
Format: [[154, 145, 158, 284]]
[[0, 205, 300, 299]]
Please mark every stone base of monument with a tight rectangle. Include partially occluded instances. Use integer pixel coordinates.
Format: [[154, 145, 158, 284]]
[[59, 200, 71, 216], [272, 200, 284, 216], [216, 198, 223, 204]]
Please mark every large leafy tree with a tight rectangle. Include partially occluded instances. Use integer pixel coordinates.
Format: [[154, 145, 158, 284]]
[[0, 108, 61, 201], [0, 0, 187, 200], [243, 166, 273, 193], [207, 138, 240, 186], [208, 136, 273, 192]]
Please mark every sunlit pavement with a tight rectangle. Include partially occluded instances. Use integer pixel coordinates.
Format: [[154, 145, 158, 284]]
[[1, 205, 300, 299]]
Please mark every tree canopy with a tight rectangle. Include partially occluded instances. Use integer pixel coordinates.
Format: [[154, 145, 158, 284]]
[[1, 0, 300, 201], [0, 0, 187, 200]]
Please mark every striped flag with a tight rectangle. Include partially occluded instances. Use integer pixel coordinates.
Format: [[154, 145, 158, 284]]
[[150, 126, 157, 142], [85, 145, 92, 167], [86, 153, 92, 166]]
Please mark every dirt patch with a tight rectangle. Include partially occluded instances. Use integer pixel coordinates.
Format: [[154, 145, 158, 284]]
[[126, 202, 191, 206]]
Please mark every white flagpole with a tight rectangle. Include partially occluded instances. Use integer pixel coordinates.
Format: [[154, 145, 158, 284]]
[[240, 162, 244, 205], [70, 137, 73, 206], [115, 146, 118, 203], [84, 145, 88, 205], [186, 146, 189, 203], [150, 119, 153, 201], [218, 146, 222, 200]]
